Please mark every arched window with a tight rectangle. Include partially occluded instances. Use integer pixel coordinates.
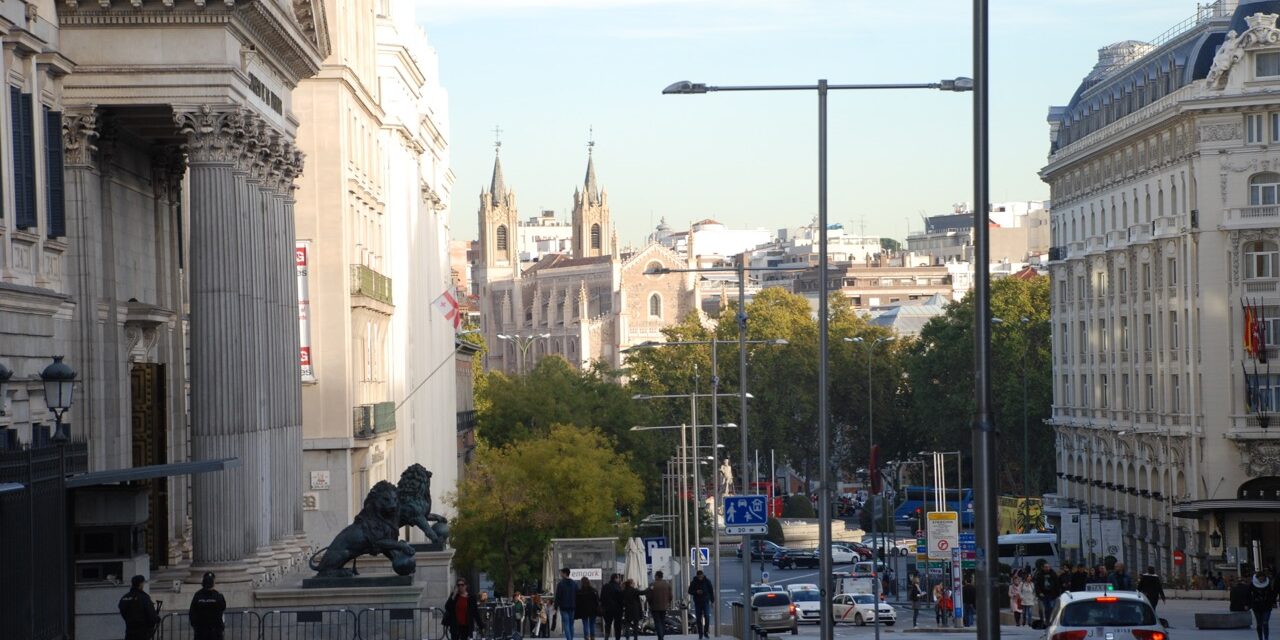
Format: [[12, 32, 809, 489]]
[[648, 293, 662, 318], [1250, 172, 1280, 206], [496, 225, 509, 251], [1245, 240, 1279, 279], [591, 223, 602, 250]]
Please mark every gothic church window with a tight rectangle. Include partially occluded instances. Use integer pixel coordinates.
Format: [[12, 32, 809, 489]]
[[591, 223, 601, 250], [649, 293, 662, 318], [496, 225, 509, 252]]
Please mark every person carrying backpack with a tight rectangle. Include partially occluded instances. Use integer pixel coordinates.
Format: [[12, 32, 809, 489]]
[[1252, 569, 1278, 640]]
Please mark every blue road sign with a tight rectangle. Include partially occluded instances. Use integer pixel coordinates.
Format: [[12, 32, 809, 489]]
[[723, 495, 769, 535], [643, 536, 668, 565], [689, 547, 710, 567]]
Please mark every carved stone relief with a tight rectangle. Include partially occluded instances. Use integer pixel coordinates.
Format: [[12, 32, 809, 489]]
[[1239, 440, 1280, 477]]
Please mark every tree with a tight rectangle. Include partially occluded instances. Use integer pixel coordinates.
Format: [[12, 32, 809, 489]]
[[449, 425, 644, 596], [880, 238, 901, 253], [781, 494, 816, 518]]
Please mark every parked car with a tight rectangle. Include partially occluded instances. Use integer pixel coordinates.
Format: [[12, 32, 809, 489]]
[[786, 586, 822, 624], [1045, 590, 1168, 638], [833, 593, 897, 626], [831, 544, 858, 564], [751, 591, 798, 635], [846, 542, 875, 559], [773, 548, 819, 569], [738, 539, 786, 560]]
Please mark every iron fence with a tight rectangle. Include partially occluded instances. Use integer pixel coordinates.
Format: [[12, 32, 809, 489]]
[[150, 606, 469, 640], [158, 610, 262, 640], [357, 606, 445, 640], [260, 609, 359, 640], [477, 603, 516, 640]]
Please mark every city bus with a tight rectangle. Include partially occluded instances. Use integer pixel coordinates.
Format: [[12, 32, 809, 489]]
[[893, 486, 975, 528], [997, 532, 1059, 572]]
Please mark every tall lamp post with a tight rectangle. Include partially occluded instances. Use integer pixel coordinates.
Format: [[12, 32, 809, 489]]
[[661, 78, 969, 637], [39, 355, 75, 640], [845, 335, 893, 640], [496, 333, 550, 374]]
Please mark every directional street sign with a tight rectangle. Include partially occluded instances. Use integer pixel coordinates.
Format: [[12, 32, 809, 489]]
[[723, 495, 769, 535], [689, 547, 710, 567], [960, 532, 976, 570], [926, 511, 959, 561]]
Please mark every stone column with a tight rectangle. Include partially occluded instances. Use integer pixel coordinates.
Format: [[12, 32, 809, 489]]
[[282, 147, 307, 547], [261, 135, 291, 562], [176, 106, 253, 579]]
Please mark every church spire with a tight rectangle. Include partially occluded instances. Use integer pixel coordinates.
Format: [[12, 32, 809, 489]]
[[489, 125, 506, 199], [584, 127, 601, 206]]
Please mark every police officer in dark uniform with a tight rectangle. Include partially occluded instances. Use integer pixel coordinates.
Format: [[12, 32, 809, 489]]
[[189, 571, 227, 640], [118, 574, 161, 640]]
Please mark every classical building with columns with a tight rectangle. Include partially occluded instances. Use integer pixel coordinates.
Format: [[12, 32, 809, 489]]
[[292, 0, 458, 549], [0, 0, 328, 635], [1043, 0, 1280, 582], [474, 149, 700, 373]]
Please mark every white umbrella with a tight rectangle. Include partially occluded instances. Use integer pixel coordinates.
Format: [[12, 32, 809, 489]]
[[623, 537, 650, 591]]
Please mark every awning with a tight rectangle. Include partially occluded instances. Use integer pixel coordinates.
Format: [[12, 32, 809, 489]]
[[1172, 499, 1280, 518], [65, 457, 239, 488]]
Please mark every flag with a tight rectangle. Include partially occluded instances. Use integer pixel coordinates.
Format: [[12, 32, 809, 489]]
[[1245, 361, 1256, 413], [1245, 299, 1257, 358], [433, 290, 463, 330], [1260, 299, 1270, 364]]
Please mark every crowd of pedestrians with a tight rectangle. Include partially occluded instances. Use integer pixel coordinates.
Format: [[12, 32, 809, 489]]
[[495, 568, 703, 640]]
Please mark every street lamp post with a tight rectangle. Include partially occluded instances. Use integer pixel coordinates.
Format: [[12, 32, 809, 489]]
[[845, 335, 893, 640], [496, 333, 550, 374], [662, 77, 969, 638], [39, 355, 75, 640]]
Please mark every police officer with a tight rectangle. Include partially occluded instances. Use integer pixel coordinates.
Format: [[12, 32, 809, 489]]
[[189, 571, 227, 640], [118, 574, 161, 640]]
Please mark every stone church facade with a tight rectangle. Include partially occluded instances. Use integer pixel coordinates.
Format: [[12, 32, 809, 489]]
[[474, 149, 700, 373], [0, 0, 330, 634]]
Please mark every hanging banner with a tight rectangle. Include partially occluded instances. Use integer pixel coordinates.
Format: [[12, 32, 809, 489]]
[[297, 241, 315, 382], [1060, 509, 1081, 549]]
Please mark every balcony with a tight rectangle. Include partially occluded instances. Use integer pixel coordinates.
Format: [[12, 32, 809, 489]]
[[1105, 230, 1128, 250], [1244, 278, 1279, 294], [1152, 215, 1185, 239], [1127, 224, 1151, 245], [457, 410, 477, 433], [1224, 206, 1280, 229], [351, 264, 393, 306], [353, 401, 397, 439]]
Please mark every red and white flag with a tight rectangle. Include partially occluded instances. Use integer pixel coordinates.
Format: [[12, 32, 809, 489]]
[[433, 290, 462, 331]]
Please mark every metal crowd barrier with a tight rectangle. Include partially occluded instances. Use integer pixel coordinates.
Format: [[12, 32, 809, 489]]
[[357, 606, 446, 640], [478, 603, 517, 640], [158, 610, 262, 640], [260, 608, 359, 640]]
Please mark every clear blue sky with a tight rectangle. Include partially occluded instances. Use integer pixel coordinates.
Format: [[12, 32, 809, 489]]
[[414, 0, 1197, 246]]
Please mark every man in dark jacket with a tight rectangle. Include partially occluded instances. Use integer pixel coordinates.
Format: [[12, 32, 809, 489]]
[[601, 574, 624, 640], [118, 574, 162, 640], [188, 572, 227, 640], [555, 568, 580, 640], [1137, 567, 1165, 611], [1070, 564, 1089, 592], [687, 570, 715, 639], [962, 576, 976, 627], [444, 578, 483, 640], [1109, 562, 1135, 591], [646, 571, 673, 640], [1033, 561, 1061, 625]]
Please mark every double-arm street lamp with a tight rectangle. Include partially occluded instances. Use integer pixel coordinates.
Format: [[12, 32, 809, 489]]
[[627, 338, 785, 629], [663, 76, 971, 639], [496, 333, 549, 374], [844, 336, 893, 640]]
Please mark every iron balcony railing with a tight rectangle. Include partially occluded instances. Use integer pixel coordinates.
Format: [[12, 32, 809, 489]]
[[353, 401, 396, 439], [351, 264, 393, 305]]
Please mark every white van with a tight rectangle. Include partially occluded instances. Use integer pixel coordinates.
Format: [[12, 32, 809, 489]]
[[997, 533, 1059, 572], [835, 561, 889, 595]]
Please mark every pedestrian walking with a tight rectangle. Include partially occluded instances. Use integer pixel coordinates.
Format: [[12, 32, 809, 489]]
[[1008, 576, 1023, 626], [1108, 562, 1135, 591], [555, 569, 580, 640], [1233, 573, 1254, 612], [188, 571, 227, 640], [1252, 569, 1278, 640], [514, 591, 527, 637], [936, 588, 953, 626], [909, 575, 925, 627], [1137, 567, 1166, 611], [1018, 570, 1037, 626], [1034, 561, 1061, 625], [932, 582, 946, 625], [118, 575, 161, 640], [576, 577, 600, 640], [886, 567, 897, 597], [601, 574, 623, 640], [444, 578, 483, 640], [645, 571, 673, 640], [687, 570, 715, 639], [621, 579, 644, 640], [1070, 565, 1089, 592], [531, 594, 549, 637], [962, 576, 975, 627]]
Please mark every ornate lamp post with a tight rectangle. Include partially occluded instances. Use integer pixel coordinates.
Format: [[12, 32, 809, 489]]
[[40, 356, 76, 441]]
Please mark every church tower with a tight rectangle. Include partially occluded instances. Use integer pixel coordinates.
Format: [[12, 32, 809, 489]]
[[571, 140, 613, 258], [478, 145, 519, 270]]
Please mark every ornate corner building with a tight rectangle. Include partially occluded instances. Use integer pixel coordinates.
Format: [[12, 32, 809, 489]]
[[474, 148, 700, 374], [1043, 0, 1280, 582]]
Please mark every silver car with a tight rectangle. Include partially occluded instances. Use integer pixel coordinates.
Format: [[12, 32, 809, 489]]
[[751, 591, 799, 635], [1045, 591, 1167, 640]]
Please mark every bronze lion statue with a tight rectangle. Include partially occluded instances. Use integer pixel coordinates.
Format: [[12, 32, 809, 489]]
[[308, 480, 416, 578], [397, 463, 449, 546]]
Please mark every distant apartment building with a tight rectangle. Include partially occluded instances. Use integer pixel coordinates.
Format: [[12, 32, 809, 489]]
[[518, 210, 574, 263], [907, 202, 1051, 265], [791, 254, 972, 309]]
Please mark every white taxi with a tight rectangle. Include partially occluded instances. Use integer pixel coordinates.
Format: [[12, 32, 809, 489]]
[[1045, 591, 1167, 640], [833, 592, 896, 626]]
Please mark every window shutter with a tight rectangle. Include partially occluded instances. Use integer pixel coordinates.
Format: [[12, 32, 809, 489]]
[[44, 107, 64, 238], [10, 87, 34, 230]]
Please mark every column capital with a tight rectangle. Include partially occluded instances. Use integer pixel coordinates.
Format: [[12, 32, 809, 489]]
[[62, 106, 100, 168], [151, 145, 185, 202], [175, 104, 246, 165]]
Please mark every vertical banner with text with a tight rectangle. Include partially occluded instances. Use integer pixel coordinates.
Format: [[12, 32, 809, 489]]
[[296, 241, 315, 382]]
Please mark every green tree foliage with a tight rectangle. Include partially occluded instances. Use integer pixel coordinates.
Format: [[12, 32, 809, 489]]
[[901, 275, 1053, 494], [781, 494, 816, 518], [449, 425, 644, 596]]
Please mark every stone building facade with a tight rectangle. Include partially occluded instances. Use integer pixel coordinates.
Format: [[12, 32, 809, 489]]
[[291, 0, 456, 548], [1043, 0, 1280, 581], [474, 150, 699, 373]]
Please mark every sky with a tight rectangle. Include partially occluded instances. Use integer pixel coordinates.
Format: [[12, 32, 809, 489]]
[[413, 0, 1204, 246]]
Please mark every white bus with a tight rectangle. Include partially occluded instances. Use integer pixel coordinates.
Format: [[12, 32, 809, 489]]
[[997, 533, 1059, 572]]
